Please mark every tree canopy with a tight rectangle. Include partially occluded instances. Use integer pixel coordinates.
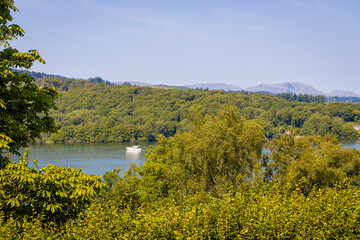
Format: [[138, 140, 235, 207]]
[[141, 106, 263, 200]]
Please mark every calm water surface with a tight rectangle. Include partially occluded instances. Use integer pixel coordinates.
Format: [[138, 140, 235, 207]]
[[15, 142, 156, 176], [15, 140, 359, 176], [339, 139, 360, 151]]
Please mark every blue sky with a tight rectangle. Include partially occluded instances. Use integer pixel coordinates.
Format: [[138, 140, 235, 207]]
[[12, 0, 360, 93]]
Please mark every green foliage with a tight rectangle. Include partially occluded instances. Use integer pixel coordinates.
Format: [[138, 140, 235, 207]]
[[0, 134, 11, 150], [0, 1, 23, 47], [33, 78, 359, 144], [53, 183, 360, 239], [101, 165, 142, 210], [251, 91, 326, 103], [2, 2, 360, 238], [140, 106, 264, 200], [1, 111, 360, 238], [3, 167, 360, 239], [0, 152, 105, 225], [300, 113, 359, 138], [354, 109, 360, 121], [264, 134, 360, 194], [0, 217, 61, 240], [0, 1, 59, 165]]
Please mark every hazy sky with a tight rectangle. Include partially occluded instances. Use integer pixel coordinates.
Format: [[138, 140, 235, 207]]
[[12, 0, 360, 93]]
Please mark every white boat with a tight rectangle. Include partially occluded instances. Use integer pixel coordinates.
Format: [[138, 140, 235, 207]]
[[126, 145, 141, 152]]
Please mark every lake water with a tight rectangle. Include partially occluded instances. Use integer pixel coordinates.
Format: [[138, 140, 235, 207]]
[[14, 142, 156, 176], [339, 139, 360, 151], [13, 140, 360, 177]]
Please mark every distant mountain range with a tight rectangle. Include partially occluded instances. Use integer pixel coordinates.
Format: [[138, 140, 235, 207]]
[[246, 82, 360, 98], [328, 89, 360, 98], [113, 81, 360, 98], [184, 82, 360, 98], [247, 82, 323, 95], [17, 70, 360, 98]]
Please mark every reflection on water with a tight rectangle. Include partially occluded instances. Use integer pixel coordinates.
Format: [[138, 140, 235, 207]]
[[126, 150, 142, 161], [13, 142, 156, 176]]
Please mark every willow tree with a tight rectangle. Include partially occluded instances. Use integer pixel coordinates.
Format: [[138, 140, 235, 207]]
[[264, 134, 360, 194], [0, 1, 58, 168], [141, 106, 264, 200]]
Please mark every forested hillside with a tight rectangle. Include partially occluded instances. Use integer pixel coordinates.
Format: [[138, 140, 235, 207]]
[[36, 77, 360, 143]]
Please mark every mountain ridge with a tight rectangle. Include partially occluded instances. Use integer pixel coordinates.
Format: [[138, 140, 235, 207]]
[[246, 82, 324, 96], [184, 82, 360, 98], [16, 70, 360, 97], [246, 82, 360, 98]]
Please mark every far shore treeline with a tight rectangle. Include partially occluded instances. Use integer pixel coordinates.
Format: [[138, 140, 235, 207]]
[[34, 75, 360, 143]]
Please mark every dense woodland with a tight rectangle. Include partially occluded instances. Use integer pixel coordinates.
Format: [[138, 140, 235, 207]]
[[238, 91, 326, 103], [2, 107, 360, 238], [35, 77, 360, 143], [326, 96, 360, 103]]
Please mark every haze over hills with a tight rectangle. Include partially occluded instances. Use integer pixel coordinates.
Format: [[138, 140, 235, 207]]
[[183, 82, 360, 98], [246, 82, 360, 97], [184, 83, 243, 91], [20, 70, 360, 98], [247, 82, 323, 95], [329, 90, 360, 98]]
